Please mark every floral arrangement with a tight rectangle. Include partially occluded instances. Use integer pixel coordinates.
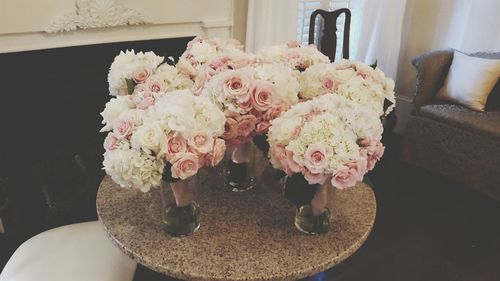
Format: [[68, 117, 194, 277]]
[[200, 62, 301, 145], [101, 90, 226, 192], [299, 59, 396, 116], [257, 40, 330, 71], [176, 36, 248, 79], [108, 50, 192, 97], [267, 94, 385, 189]]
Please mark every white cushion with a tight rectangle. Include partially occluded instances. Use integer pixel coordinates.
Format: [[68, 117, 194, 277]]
[[436, 50, 500, 111], [0, 221, 137, 281]]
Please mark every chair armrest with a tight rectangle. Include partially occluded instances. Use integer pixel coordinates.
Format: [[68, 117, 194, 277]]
[[411, 49, 454, 112]]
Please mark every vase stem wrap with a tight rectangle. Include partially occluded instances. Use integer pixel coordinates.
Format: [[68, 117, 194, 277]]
[[311, 185, 328, 216], [170, 180, 194, 207]]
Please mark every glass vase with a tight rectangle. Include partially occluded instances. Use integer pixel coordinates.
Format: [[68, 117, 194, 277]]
[[285, 174, 331, 235], [160, 176, 200, 237], [224, 141, 256, 192]]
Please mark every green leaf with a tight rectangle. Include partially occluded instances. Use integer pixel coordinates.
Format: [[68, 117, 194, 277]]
[[370, 60, 378, 69], [125, 78, 136, 95]]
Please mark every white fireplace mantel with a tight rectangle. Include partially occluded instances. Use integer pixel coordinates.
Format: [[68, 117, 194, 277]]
[[0, 0, 239, 53]]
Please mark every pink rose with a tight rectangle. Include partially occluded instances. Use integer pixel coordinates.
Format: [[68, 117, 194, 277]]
[[236, 115, 257, 138], [208, 56, 231, 72], [206, 138, 226, 167], [250, 80, 277, 112], [222, 111, 239, 140], [303, 170, 327, 185], [164, 134, 187, 160], [177, 58, 198, 78], [265, 105, 287, 120], [286, 49, 301, 60], [104, 133, 119, 150], [132, 84, 150, 95], [322, 77, 336, 92], [304, 143, 331, 174], [227, 56, 250, 69], [237, 99, 253, 112], [135, 96, 154, 110], [189, 58, 200, 68], [287, 40, 301, 48], [171, 153, 200, 180], [256, 120, 271, 134], [132, 68, 151, 84], [130, 89, 155, 110], [331, 158, 367, 189], [112, 117, 134, 140], [187, 131, 214, 154], [222, 70, 253, 103], [257, 105, 287, 134], [145, 75, 165, 93], [192, 69, 211, 95], [360, 138, 385, 171]]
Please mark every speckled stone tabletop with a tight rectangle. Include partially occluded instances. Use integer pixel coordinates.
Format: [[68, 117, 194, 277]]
[[97, 158, 376, 281]]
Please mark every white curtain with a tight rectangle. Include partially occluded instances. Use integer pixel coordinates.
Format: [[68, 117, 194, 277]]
[[350, 0, 407, 79], [245, 0, 298, 53], [432, 0, 500, 52]]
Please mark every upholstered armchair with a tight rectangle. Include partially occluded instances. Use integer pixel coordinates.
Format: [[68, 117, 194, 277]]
[[401, 49, 500, 201]]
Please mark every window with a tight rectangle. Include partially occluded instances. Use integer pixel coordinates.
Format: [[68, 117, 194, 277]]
[[297, 0, 352, 60]]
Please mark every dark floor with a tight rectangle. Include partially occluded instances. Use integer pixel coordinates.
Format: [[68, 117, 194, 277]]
[[2, 136, 500, 281]]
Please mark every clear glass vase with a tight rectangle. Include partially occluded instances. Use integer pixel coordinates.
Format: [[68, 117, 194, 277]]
[[285, 175, 331, 235], [160, 176, 200, 237], [224, 141, 256, 192]]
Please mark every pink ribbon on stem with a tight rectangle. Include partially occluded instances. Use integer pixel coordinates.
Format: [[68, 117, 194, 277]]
[[311, 184, 329, 216], [170, 180, 194, 207]]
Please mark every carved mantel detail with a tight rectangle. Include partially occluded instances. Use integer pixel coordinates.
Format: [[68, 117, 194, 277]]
[[45, 0, 151, 33]]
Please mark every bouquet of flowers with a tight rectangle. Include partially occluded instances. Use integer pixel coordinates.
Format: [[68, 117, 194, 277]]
[[176, 36, 247, 79], [299, 59, 396, 116], [257, 40, 330, 71], [267, 93, 384, 188], [108, 50, 192, 97], [200, 62, 300, 145], [101, 90, 226, 192]]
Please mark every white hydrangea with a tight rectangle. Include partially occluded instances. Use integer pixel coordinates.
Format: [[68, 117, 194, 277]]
[[189, 41, 217, 63], [147, 90, 225, 137], [103, 145, 164, 192], [155, 64, 193, 91], [287, 113, 359, 171], [107, 50, 164, 96], [336, 76, 386, 116], [253, 63, 300, 105]]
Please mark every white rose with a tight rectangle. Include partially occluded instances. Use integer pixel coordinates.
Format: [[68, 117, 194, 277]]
[[131, 121, 166, 153], [100, 96, 133, 132]]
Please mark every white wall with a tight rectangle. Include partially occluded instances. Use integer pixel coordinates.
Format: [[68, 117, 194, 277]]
[[394, 0, 500, 133], [0, 0, 247, 53]]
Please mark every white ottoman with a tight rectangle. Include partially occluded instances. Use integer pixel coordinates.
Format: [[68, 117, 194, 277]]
[[0, 221, 137, 281]]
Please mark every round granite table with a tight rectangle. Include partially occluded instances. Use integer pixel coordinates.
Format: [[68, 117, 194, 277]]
[[97, 164, 376, 281]]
